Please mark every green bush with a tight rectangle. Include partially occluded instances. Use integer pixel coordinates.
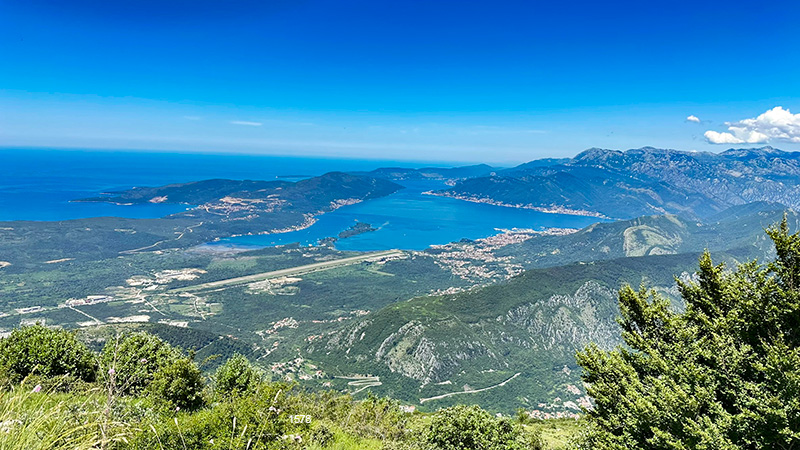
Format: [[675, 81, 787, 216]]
[[341, 393, 410, 440], [0, 325, 97, 383], [309, 422, 335, 446], [100, 331, 180, 395], [147, 356, 206, 411], [128, 383, 295, 450], [213, 354, 260, 397], [576, 219, 800, 449], [427, 404, 540, 450]]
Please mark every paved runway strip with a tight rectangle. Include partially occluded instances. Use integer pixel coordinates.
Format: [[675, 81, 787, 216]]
[[172, 249, 404, 293]]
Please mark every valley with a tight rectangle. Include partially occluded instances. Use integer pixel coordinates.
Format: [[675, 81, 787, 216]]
[[2, 147, 800, 416]]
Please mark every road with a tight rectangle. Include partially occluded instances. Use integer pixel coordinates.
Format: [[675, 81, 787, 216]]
[[419, 372, 521, 404], [120, 222, 204, 255], [172, 249, 404, 293], [335, 375, 383, 394]]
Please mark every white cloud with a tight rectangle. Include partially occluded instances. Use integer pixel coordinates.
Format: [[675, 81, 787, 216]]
[[704, 106, 800, 144], [704, 130, 752, 144], [686, 115, 701, 123], [229, 120, 263, 126]]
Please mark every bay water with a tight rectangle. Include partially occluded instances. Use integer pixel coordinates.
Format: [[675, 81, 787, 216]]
[[0, 148, 602, 250]]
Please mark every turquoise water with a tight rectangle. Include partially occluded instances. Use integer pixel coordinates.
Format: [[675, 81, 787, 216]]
[[0, 148, 603, 250], [212, 180, 602, 251], [0, 148, 440, 221]]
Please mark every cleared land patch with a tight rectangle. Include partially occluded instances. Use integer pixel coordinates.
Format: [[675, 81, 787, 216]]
[[172, 250, 404, 293]]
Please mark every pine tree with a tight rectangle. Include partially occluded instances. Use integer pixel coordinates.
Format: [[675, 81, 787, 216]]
[[576, 217, 800, 449]]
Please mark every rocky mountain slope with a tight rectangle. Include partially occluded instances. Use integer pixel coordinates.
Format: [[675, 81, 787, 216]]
[[433, 146, 800, 219], [303, 205, 799, 413]]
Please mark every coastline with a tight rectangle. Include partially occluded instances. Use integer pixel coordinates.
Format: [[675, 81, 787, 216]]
[[423, 191, 610, 219], [209, 197, 365, 244]]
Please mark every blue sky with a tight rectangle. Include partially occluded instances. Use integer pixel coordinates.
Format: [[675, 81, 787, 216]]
[[1, 0, 799, 164]]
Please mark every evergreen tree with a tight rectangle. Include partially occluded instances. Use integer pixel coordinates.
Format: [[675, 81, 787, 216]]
[[576, 218, 800, 449]]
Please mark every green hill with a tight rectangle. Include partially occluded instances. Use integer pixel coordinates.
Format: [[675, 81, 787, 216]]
[[304, 252, 714, 413], [297, 206, 800, 413], [0, 173, 401, 266]]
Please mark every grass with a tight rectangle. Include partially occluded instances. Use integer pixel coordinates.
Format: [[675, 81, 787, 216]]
[[527, 418, 585, 449], [305, 432, 382, 450], [0, 383, 578, 450], [0, 386, 128, 450]]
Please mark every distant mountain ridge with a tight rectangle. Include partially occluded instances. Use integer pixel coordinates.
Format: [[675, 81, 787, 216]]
[[432, 146, 800, 220], [354, 164, 497, 182], [77, 172, 401, 207]]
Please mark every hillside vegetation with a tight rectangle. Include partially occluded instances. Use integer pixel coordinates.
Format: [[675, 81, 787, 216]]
[[0, 326, 547, 450], [575, 217, 800, 448], [2, 217, 797, 449]]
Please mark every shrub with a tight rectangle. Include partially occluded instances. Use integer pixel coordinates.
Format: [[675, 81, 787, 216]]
[[147, 356, 206, 411], [309, 422, 335, 447], [0, 325, 97, 383], [100, 331, 180, 395], [426, 404, 538, 450], [344, 393, 410, 440], [213, 354, 260, 397], [129, 383, 295, 450]]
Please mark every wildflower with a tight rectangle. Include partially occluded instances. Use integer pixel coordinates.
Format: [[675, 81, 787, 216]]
[[140, 358, 148, 363], [0, 420, 21, 433], [175, 406, 180, 412], [108, 368, 115, 375], [32, 384, 42, 393], [280, 434, 302, 443]]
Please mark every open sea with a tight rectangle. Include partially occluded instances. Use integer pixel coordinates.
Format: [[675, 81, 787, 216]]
[[0, 148, 603, 251]]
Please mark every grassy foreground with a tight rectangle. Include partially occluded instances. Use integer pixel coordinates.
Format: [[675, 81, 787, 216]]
[[0, 380, 573, 450], [0, 325, 562, 449]]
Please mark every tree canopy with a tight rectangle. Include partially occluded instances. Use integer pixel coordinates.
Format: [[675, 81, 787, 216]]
[[100, 331, 182, 395], [0, 324, 97, 383], [213, 353, 261, 397], [576, 218, 800, 449]]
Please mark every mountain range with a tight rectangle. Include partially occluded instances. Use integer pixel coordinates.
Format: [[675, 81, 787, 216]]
[[424, 146, 800, 220], [3, 146, 800, 416]]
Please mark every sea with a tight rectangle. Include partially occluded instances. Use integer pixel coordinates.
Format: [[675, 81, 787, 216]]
[[0, 148, 603, 251]]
